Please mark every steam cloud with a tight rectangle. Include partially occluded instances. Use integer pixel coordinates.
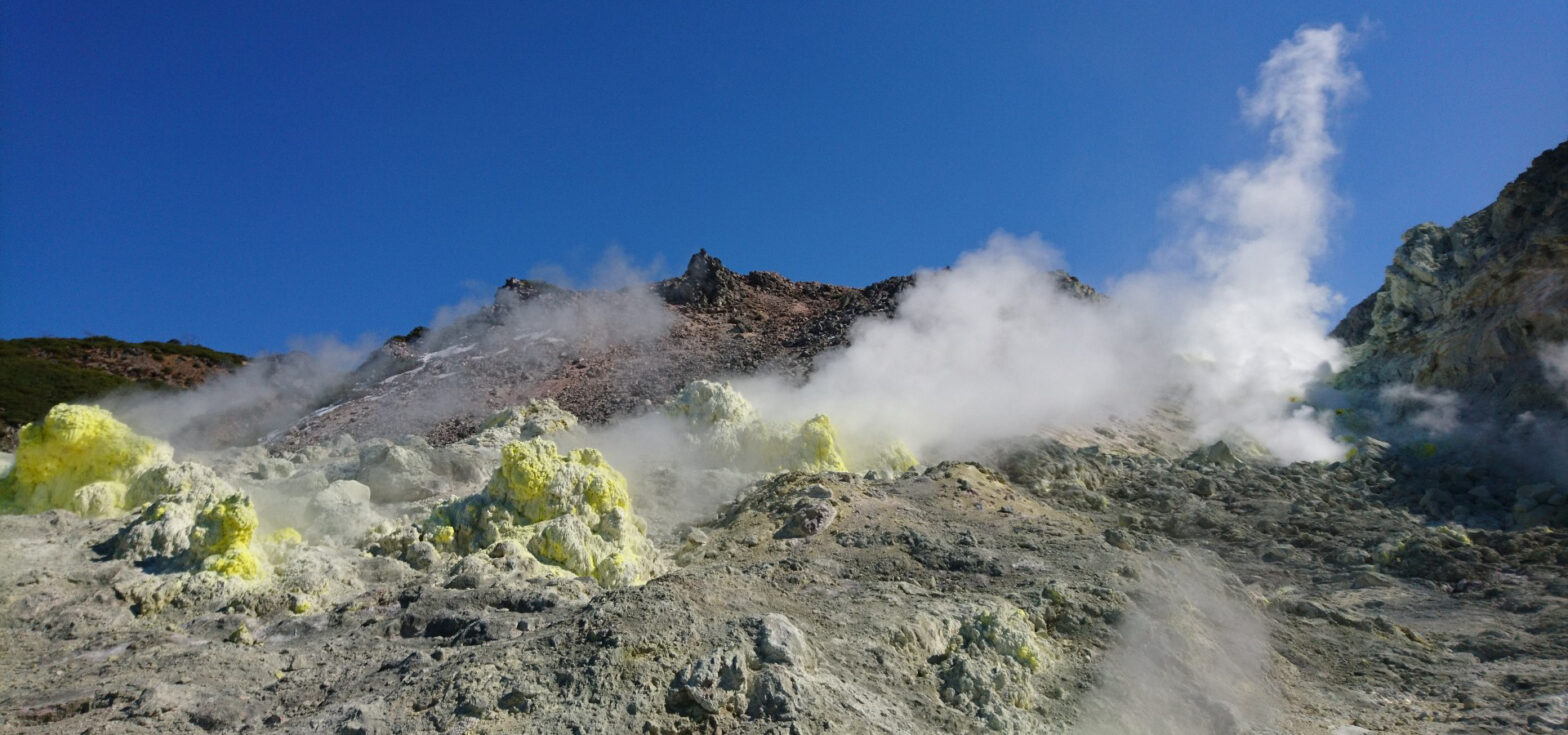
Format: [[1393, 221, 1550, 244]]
[[1378, 384, 1463, 436], [745, 23, 1361, 463], [1071, 554, 1279, 735], [101, 334, 380, 450], [1543, 342, 1568, 405], [91, 23, 1364, 471]]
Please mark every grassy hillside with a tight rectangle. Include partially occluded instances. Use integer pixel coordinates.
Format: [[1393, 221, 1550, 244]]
[[0, 337, 247, 437]]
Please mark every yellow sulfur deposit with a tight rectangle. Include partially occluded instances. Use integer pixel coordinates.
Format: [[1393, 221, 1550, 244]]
[[112, 473, 266, 580], [0, 404, 173, 517], [796, 415, 849, 472], [958, 604, 1048, 672], [665, 380, 849, 473], [485, 440, 632, 527], [374, 437, 658, 588], [478, 399, 578, 440], [0, 404, 271, 580], [264, 527, 305, 546], [665, 379, 919, 474], [869, 440, 921, 474]]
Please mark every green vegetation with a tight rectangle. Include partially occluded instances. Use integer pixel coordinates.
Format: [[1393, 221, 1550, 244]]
[[4, 336, 245, 368], [0, 337, 246, 432]]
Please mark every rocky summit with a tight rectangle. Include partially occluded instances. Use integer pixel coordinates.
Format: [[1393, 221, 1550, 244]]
[[3, 140, 1568, 735]]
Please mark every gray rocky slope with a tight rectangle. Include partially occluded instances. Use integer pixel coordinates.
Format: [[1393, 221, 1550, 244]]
[[5, 435, 1567, 734], [4, 140, 1568, 735], [1333, 139, 1568, 416]]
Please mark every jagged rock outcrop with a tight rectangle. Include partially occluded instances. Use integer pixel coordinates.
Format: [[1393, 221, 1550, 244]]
[[657, 250, 746, 308], [1335, 139, 1568, 414]]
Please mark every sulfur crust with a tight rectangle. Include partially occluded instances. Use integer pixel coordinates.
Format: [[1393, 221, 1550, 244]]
[[0, 404, 271, 581], [665, 379, 922, 474], [960, 604, 1047, 672], [0, 404, 173, 516], [390, 437, 658, 588], [125, 484, 266, 580]]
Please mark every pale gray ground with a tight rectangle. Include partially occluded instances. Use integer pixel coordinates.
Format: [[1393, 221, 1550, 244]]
[[3, 424, 1565, 734]]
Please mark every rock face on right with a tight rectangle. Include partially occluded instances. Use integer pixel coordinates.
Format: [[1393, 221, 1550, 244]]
[[1334, 139, 1568, 414]]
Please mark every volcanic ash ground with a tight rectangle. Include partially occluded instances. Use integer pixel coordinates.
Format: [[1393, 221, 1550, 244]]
[[4, 373, 1568, 735]]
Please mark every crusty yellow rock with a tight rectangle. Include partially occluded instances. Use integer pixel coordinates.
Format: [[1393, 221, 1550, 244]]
[[665, 380, 850, 473], [110, 469, 266, 580], [485, 440, 632, 527], [871, 440, 921, 474], [959, 604, 1047, 672], [665, 379, 915, 474], [375, 437, 658, 588], [0, 404, 173, 516]]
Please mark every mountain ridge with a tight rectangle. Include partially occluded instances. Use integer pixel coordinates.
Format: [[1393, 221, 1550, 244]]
[[270, 251, 1097, 450]]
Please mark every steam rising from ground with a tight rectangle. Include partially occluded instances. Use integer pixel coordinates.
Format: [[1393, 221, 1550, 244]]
[[101, 249, 674, 452], [23, 25, 1373, 561], [1072, 554, 1278, 734], [1378, 384, 1463, 436], [97, 24, 1362, 472], [355, 277, 673, 439], [746, 24, 1361, 463], [102, 335, 379, 449], [1543, 343, 1568, 405]]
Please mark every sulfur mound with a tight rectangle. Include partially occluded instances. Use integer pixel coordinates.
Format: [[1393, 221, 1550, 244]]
[[665, 379, 921, 475], [469, 399, 579, 448], [350, 400, 579, 503], [936, 602, 1059, 732], [957, 604, 1049, 672], [0, 403, 173, 517], [665, 380, 849, 473], [368, 437, 658, 588], [110, 473, 265, 580]]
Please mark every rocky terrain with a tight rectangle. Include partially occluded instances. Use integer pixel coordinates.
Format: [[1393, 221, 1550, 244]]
[[2, 138, 1567, 735], [4, 417, 1567, 734]]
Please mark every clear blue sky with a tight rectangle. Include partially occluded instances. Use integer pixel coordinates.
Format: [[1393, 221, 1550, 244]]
[[3, 2, 1564, 356]]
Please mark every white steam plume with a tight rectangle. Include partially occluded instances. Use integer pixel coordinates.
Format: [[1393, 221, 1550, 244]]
[[737, 233, 1163, 458], [1378, 384, 1462, 436], [291, 247, 676, 444], [745, 23, 1361, 463], [1542, 342, 1568, 406], [101, 334, 379, 449], [1135, 23, 1359, 460], [1071, 554, 1279, 734]]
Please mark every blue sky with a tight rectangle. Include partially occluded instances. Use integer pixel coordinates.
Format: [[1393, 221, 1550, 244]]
[[3, 2, 1564, 356]]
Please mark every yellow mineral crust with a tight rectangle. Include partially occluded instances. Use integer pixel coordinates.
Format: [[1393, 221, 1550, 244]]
[[959, 604, 1049, 672], [665, 380, 851, 473], [478, 399, 578, 439], [0, 404, 173, 516], [484, 441, 632, 526], [665, 379, 919, 474], [390, 437, 657, 587], [795, 415, 849, 473], [871, 440, 921, 474], [112, 475, 266, 580]]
